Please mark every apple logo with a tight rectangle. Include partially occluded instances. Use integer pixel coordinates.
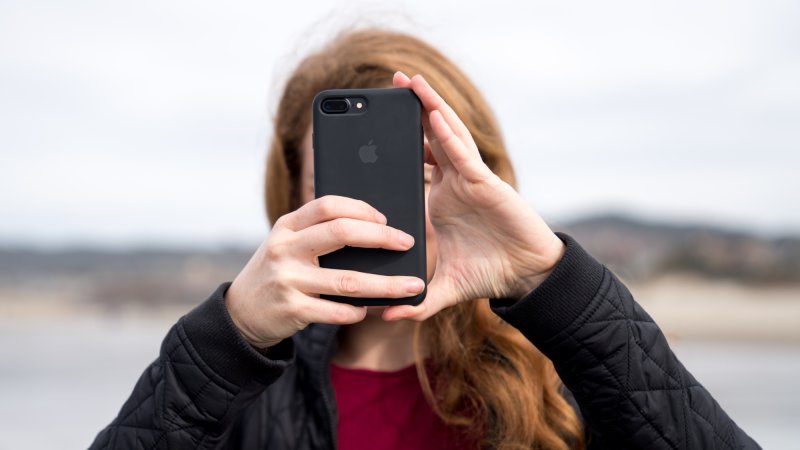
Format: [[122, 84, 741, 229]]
[[358, 140, 378, 164]]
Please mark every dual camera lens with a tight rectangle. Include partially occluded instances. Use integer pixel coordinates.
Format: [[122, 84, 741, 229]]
[[320, 97, 366, 114]]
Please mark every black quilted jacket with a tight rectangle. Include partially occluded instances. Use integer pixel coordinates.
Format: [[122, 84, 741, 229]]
[[89, 233, 761, 449]]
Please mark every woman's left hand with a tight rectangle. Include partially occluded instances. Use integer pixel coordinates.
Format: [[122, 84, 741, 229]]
[[383, 72, 565, 322]]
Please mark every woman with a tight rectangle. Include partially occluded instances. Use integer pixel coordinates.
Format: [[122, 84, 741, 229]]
[[90, 30, 760, 449]]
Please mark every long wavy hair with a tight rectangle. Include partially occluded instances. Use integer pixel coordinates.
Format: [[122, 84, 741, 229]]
[[265, 29, 584, 450]]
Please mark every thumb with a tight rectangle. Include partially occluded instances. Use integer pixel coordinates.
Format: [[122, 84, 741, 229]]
[[381, 274, 452, 322]]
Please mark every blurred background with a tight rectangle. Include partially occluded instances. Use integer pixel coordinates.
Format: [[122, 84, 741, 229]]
[[1, 0, 798, 448]]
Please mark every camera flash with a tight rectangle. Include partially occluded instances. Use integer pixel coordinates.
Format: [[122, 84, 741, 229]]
[[356, 102, 363, 109]]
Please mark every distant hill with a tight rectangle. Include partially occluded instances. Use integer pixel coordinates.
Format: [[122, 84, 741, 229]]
[[1, 214, 798, 310], [561, 214, 800, 284], [0, 247, 252, 308]]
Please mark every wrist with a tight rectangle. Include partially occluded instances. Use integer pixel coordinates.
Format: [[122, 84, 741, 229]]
[[224, 281, 280, 350], [508, 233, 566, 300]]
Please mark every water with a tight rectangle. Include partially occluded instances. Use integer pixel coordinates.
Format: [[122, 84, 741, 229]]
[[0, 318, 796, 449]]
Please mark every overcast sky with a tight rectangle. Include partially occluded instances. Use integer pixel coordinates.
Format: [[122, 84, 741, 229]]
[[1, 0, 798, 248]]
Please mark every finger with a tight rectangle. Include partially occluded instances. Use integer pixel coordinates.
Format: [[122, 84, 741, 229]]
[[382, 299, 437, 321], [429, 109, 493, 182], [423, 136, 437, 166], [420, 110, 434, 146], [402, 74, 442, 169], [296, 267, 426, 299], [431, 164, 444, 185], [382, 275, 451, 321], [382, 302, 429, 322], [422, 111, 453, 171], [281, 195, 386, 231], [393, 70, 412, 88], [293, 217, 415, 256], [396, 71, 434, 154], [295, 295, 368, 325], [409, 74, 476, 148]]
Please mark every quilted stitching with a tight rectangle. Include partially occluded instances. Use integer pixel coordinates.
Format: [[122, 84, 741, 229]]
[[91, 321, 245, 449], [541, 267, 757, 449], [90, 242, 762, 450]]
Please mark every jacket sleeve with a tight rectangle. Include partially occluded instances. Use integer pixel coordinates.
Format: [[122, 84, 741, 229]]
[[490, 233, 761, 450], [89, 282, 295, 450]]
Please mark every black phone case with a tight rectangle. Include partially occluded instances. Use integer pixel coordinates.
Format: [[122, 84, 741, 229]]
[[312, 88, 427, 306]]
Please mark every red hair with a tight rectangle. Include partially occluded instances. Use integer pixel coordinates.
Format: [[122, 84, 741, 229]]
[[265, 29, 584, 450]]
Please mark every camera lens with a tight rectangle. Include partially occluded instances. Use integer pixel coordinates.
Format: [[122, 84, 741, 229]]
[[321, 98, 349, 114]]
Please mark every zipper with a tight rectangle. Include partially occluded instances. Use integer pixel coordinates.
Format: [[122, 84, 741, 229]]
[[319, 325, 339, 450]]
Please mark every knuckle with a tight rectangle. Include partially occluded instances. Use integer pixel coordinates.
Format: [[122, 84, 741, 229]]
[[329, 306, 352, 324], [439, 131, 457, 146], [388, 279, 406, 297], [269, 266, 291, 286], [283, 299, 300, 318], [273, 214, 289, 230], [281, 297, 304, 322], [335, 273, 360, 295], [316, 196, 337, 217], [288, 312, 308, 331], [266, 276, 291, 302], [327, 218, 349, 241], [277, 264, 313, 295], [358, 199, 373, 213], [383, 225, 397, 243], [265, 240, 289, 261]]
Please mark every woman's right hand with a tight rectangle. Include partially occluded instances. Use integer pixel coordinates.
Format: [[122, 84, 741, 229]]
[[224, 195, 426, 350]]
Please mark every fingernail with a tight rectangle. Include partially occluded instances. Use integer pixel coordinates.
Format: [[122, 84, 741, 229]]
[[406, 278, 425, 294], [375, 211, 387, 224], [399, 232, 414, 247]]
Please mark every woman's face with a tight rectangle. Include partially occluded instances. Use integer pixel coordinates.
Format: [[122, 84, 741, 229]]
[[299, 126, 438, 315]]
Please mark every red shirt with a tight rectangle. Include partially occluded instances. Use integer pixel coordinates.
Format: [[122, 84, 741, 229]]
[[330, 359, 478, 450]]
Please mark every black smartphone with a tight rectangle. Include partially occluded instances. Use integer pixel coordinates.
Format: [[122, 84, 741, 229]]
[[312, 88, 427, 307]]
